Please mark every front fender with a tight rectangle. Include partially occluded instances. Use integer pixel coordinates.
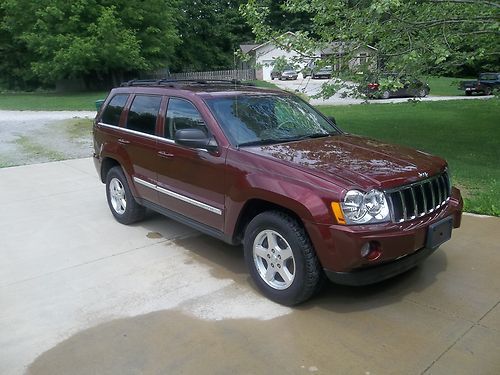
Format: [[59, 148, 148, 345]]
[[225, 172, 334, 236]]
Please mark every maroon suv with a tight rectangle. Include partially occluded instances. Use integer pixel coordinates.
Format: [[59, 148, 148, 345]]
[[93, 80, 463, 305]]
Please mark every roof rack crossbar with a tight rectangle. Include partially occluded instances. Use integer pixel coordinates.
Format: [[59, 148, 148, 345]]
[[120, 78, 255, 87]]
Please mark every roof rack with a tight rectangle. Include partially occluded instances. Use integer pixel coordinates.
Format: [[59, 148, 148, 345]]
[[120, 79, 255, 87]]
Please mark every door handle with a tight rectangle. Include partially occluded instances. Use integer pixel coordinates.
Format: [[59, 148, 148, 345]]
[[118, 138, 130, 145], [158, 151, 174, 158]]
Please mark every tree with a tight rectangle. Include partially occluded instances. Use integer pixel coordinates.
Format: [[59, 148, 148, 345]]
[[1, 0, 181, 88], [170, 0, 254, 72], [242, 0, 500, 95]]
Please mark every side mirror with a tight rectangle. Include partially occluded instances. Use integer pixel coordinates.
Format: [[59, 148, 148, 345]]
[[174, 128, 217, 151]]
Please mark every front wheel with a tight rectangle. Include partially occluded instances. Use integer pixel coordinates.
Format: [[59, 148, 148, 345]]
[[243, 211, 322, 306], [106, 166, 146, 224]]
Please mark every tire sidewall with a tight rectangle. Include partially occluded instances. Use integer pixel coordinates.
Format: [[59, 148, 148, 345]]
[[105, 166, 139, 224], [243, 212, 312, 305]]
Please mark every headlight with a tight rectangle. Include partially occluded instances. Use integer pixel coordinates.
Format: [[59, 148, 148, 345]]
[[340, 189, 390, 224]]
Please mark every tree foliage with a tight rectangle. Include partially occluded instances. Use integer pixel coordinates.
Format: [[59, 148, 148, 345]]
[[170, 0, 254, 72], [1, 0, 180, 88], [242, 0, 500, 78]]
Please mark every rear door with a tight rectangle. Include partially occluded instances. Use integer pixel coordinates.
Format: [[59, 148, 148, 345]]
[[155, 97, 225, 232], [122, 94, 164, 203]]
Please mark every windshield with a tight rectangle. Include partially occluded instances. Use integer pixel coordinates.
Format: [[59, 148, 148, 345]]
[[206, 95, 340, 147], [479, 73, 498, 80]]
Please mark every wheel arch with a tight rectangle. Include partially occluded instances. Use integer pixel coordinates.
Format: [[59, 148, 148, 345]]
[[100, 157, 121, 183], [232, 198, 312, 247], [99, 156, 140, 198]]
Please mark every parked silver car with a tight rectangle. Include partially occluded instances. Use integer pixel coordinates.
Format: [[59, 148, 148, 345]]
[[271, 66, 298, 80]]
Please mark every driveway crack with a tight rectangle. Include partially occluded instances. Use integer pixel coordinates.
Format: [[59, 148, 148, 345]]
[[421, 299, 500, 374]]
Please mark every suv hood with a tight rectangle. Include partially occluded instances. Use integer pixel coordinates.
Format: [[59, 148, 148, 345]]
[[244, 134, 446, 190]]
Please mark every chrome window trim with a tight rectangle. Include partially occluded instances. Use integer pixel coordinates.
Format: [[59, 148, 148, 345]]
[[97, 122, 210, 152], [133, 177, 222, 215], [97, 122, 175, 144]]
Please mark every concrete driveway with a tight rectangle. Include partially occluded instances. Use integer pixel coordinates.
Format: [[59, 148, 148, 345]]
[[1, 158, 499, 375]]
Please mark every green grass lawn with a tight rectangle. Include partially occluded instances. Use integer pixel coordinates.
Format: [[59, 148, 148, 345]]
[[319, 99, 500, 216], [425, 76, 471, 96], [0, 84, 279, 110], [0, 91, 107, 111], [244, 80, 279, 89]]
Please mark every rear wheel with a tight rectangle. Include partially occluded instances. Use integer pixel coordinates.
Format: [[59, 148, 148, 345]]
[[417, 89, 428, 98], [244, 211, 322, 306], [106, 166, 146, 224]]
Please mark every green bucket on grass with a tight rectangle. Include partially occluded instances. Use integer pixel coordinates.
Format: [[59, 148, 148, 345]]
[[95, 99, 105, 111]]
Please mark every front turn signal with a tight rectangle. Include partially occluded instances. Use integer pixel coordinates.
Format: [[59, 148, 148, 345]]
[[331, 202, 346, 225]]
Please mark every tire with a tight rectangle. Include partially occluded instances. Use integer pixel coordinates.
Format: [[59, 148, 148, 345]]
[[417, 89, 427, 98], [465, 91, 472, 96], [105, 166, 146, 224], [243, 211, 322, 306], [382, 91, 390, 99]]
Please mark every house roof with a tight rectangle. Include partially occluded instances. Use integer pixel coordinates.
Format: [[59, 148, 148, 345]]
[[240, 44, 258, 54], [239, 32, 378, 55], [240, 32, 296, 54]]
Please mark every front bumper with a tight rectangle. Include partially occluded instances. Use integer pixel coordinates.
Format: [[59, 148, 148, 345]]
[[305, 187, 463, 284], [324, 245, 439, 286]]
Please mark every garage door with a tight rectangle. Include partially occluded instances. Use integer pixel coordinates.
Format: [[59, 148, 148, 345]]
[[261, 60, 274, 81]]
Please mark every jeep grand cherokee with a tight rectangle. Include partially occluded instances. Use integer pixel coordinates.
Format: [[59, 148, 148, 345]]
[[93, 79, 463, 306]]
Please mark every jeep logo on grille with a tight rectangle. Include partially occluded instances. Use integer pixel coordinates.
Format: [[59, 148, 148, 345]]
[[418, 172, 429, 178]]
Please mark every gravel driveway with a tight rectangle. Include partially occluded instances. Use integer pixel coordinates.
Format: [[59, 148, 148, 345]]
[[271, 77, 493, 105], [0, 110, 96, 167]]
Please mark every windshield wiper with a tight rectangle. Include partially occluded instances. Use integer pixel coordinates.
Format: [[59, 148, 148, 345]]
[[287, 133, 333, 142], [237, 133, 333, 148], [237, 138, 285, 147], [302, 132, 332, 139]]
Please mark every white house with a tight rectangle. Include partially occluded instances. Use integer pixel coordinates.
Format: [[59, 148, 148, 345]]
[[240, 32, 377, 81]]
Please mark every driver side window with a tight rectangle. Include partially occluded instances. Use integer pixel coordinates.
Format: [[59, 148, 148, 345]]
[[165, 98, 207, 140]]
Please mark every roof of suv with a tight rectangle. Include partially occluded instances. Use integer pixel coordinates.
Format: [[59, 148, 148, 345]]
[[115, 79, 285, 98]]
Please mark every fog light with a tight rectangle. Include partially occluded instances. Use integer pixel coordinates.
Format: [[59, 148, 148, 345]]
[[360, 243, 371, 258], [361, 241, 382, 261]]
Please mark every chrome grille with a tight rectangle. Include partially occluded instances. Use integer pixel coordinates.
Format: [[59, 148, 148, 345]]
[[387, 172, 451, 222]]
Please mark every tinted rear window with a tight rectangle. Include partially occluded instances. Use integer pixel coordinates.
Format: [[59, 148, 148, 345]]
[[126, 95, 162, 135], [101, 94, 129, 126]]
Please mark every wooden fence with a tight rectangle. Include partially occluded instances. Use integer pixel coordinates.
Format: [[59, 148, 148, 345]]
[[145, 69, 256, 81]]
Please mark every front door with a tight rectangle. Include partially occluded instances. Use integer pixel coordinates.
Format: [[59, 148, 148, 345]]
[[156, 97, 225, 232]]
